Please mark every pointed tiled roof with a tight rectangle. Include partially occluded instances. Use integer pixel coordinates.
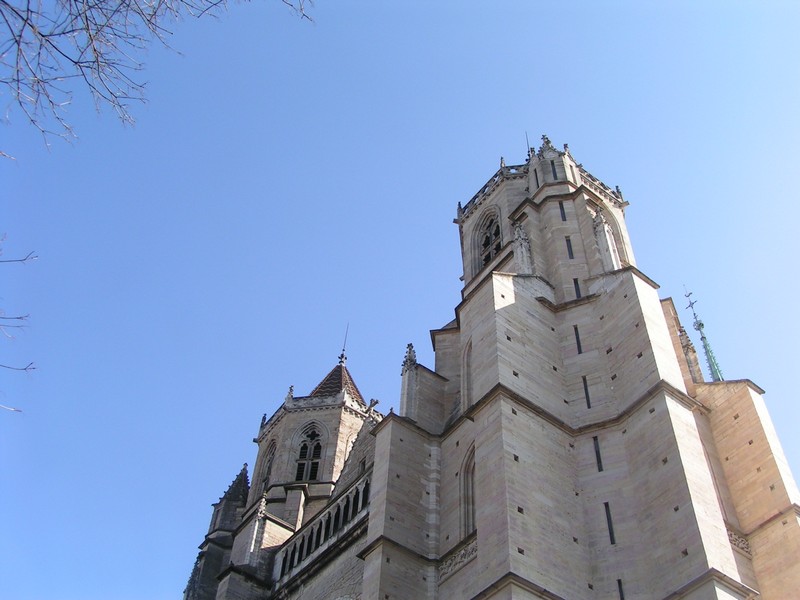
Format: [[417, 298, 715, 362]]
[[222, 463, 250, 503], [309, 363, 366, 406]]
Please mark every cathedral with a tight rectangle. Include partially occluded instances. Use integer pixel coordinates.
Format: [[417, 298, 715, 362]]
[[184, 137, 800, 600]]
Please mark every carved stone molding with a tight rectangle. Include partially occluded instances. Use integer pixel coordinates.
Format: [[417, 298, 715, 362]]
[[727, 527, 752, 556], [438, 536, 477, 581]]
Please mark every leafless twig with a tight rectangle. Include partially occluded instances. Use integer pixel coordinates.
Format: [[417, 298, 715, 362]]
[[0, 250, 37, 264], [0, 361, 35, 371], [1, 0, 311, 147]]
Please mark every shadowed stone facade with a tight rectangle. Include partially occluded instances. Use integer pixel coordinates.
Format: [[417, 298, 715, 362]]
[[185, 138, 800, 599]]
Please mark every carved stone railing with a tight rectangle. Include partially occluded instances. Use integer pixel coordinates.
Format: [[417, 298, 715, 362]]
[[577, 166, 625, 208], [274, 474, 371, 585], [461, 165, 527, 220]]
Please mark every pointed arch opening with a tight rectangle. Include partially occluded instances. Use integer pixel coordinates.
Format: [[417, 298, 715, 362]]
[[461, 446, 476, 538], [472, 208, 503, 277], [479, 212, 502, 267], [361, 479, 370, 510], [294, 422, 324, 482]]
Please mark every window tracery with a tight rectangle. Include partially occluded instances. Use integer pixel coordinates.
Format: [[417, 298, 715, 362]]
[[295, 425, 323, 482], [480, 216, 502, 266]]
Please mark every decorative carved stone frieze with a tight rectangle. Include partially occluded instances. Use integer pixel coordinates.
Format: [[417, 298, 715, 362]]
[[438, 536, 477, 581], [727, 527, 751, 556]]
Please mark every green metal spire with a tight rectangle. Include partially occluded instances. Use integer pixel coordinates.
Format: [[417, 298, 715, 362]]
[[685, 290, 724, 382]]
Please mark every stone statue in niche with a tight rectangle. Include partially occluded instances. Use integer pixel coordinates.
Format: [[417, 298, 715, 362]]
[[513, 222, 534, 274], [593, 211, 622, 272]]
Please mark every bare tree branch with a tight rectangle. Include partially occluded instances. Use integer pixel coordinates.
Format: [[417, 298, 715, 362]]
[[1, 236, 36, 412], [0, 250, 37, 263], [0, 361, 35, 371], [1, 0, 312, 146]]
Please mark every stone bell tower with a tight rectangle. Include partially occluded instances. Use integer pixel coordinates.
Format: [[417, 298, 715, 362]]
[[185, 136, 799, 600], [185, 353, 380, 600], [361, 136, 800, 599]]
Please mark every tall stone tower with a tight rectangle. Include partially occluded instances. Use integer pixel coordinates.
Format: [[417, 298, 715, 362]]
[[185, 355, 381, 600], [185, 138, 800, 599]]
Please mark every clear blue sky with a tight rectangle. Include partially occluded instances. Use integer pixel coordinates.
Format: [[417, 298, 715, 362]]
[[3, 2, 799, 598]]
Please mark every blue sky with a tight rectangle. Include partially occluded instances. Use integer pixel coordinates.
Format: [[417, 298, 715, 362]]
[[3, 2, 799, 598]]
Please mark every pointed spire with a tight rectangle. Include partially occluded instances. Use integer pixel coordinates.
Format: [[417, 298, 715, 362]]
[[223, 463, 250, 503], [685, 290, 724, 382], [309, 362, 365, 405]]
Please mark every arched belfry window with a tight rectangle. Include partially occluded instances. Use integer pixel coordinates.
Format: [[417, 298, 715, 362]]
[[479, 214, 502, 267], [295, 425, 323, 482]]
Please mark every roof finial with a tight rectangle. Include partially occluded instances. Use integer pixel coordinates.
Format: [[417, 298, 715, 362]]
[[339, 322, 349, 366], [401, 342, 417, 374], [685, 289, 724, 382]]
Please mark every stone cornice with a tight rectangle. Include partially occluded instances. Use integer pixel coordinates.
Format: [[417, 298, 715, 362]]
[[369, 411, 440, 442], [743, 502, 800, 537], [662, 567, 757, 600], [438, 378, 707, 442], [696, 379, 767, 395], [583, 264, 660, 290], [233, 499, 296, 537], [216, 563, 269, 587], [471, 571, 566, 600], [356, 533, 437, 564], [256, 402, 375, 444], [535, 292, 598, 312]]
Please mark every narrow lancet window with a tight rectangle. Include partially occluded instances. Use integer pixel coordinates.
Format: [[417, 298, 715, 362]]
[[566, 236, 575, 259], [582, 376, 591, 408], [593, 436, 604, 472], [574, 325, 583, 354], [604, 502, 616, 544], [462, 448, 476, 536]]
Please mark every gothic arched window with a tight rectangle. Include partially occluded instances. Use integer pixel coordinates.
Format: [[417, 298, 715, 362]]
[[295, 426, 323, 482], [262, 441, 276, 490], [480, 216, 502, 267], [461, 447, 476, 537]]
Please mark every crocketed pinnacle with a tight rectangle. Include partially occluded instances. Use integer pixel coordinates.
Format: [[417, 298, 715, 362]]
[[222, 463, 250, 504]]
